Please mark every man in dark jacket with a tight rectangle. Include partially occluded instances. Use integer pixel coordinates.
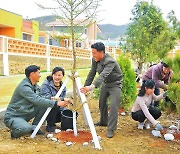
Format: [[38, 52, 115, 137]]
[[80, 42, 123, 138], [142, 62, 173, 107], [4, 65, 70, 138]]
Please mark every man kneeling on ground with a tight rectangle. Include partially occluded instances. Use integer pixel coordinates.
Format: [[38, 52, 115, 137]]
[[4, 65, 70, 138]]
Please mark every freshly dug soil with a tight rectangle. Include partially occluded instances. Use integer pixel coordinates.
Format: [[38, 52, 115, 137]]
[[0, 99, 180, 154], [54, 130, 93, 143]]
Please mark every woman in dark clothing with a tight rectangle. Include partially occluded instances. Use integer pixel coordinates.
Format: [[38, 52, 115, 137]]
[[41, 67, 66, 132]]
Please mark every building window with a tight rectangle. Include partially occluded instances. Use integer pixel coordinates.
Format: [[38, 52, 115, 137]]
[[49, 39, 53, 45], [65, 39, 68, 48], [49, 39, 60, 46], [84, 28, 87, 34], [39, 37, 45, 43], [76, 41, 82, 47], [23, 33, 33, 41]]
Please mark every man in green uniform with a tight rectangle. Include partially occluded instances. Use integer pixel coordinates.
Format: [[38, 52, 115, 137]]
[[4, 65, 70, 138], [81, 42, 123, 138]]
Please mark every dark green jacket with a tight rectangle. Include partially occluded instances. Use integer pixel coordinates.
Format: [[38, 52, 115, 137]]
[[4, 78, 56, 119], [84, 53, 123, 88]]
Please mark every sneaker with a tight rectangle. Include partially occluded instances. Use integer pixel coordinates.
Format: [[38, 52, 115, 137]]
[[138, 122, 144, 129], [46, 125, 55, 132], [145, 120, 151, 129], [94, 122, 107, 127], [106, 130, 114, 138]]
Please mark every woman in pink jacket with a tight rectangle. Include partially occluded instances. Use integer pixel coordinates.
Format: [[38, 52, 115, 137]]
[[131, 79, 166, 130]]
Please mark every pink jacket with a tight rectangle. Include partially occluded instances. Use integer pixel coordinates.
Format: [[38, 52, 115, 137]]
[[142, 63, 172, 89]]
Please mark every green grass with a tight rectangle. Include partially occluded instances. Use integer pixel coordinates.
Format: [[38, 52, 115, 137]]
[[0, 68, 90, 108]]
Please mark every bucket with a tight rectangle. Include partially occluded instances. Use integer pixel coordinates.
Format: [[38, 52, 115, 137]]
[[61, 109, 78, 131]]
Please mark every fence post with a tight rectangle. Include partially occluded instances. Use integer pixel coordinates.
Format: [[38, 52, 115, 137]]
[[46, 44, 50, 72], [2, 37, 9, 76]]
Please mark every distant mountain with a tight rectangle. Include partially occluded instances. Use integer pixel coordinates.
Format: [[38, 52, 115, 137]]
[[31, 15, 56, 30], [97, 24, 128, 40], [31, 15, 56, 24], [31, 16, 128, 39]]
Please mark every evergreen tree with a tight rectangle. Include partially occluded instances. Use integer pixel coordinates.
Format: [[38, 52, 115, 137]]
[[117, 54, 137, 110]]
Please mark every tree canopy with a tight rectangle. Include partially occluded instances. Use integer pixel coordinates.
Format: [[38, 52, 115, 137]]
[[125, 0, 178, 71]]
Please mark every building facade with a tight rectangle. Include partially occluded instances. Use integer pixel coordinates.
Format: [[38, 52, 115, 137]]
[[0, 9, 39, 42], [44, 19, 101, 48]]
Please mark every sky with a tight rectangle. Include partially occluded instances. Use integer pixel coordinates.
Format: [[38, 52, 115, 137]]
[[0, 0, 180, 25]]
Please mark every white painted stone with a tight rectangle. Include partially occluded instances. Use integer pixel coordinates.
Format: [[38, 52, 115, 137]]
[[152, 130, 162, 137], [51, 137, 58, 142], [164, 133, 174, 141], [169, 125, 177, 130], [55, 129, 61, 133], [66, 142, 73, 146], [47, 133, 53, 138], [66, 129, 73, 132], [83, 142, 89, 146], [120, 112, 126, 116]]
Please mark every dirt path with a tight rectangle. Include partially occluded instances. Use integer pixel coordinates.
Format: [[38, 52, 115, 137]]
[[0, 99, 179, 154]]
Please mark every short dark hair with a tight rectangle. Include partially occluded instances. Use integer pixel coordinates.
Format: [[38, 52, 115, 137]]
[[91, 42, 105, 53], [161, 61, 170, 68], [138, 79, 155, 96], [47, 66, 65, 81], [25, 65, 40, 77], [52, 67, 65, 76]]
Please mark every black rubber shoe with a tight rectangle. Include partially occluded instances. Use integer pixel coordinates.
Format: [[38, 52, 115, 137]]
[[94, 122, 107, 127], [46, 126, 55, 132], [106, 130, 114, 138]]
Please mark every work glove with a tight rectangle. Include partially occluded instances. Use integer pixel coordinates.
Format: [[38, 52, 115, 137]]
[[163, 91, 167, 98], [155, 123, 163, 131]]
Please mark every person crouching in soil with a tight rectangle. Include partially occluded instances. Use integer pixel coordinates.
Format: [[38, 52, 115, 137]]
[[131, 79, 167, 130], [4, 65, 71, 138]]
